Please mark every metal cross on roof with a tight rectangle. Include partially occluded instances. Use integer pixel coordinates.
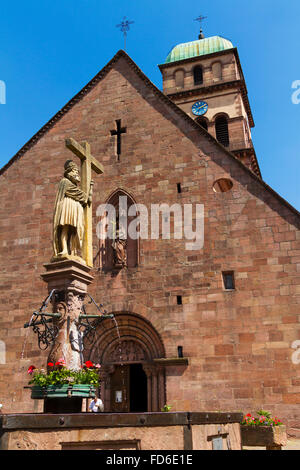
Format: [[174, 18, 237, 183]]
[[194, 14, 207, 39], [116, 16, 135, 51]]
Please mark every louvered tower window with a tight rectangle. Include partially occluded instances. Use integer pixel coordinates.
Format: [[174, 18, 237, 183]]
[[193, 66, 203, 85], [215, 116, 229, 147]]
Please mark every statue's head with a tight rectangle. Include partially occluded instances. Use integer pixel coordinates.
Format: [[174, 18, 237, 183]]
[[64, 160, 80, 184]]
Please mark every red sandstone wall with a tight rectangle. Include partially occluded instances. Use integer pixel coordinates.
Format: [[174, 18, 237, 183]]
[[0, 55, 299, 435]]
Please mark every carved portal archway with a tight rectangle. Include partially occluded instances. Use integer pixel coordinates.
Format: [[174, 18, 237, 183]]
[[105, 340, 148, 363], [84, 312, 166, 412]]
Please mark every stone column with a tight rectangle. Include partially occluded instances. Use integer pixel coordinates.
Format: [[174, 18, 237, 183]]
[[143, 365, 153, 412], [41, 259, 94, 370], [151, 368, 158, 412], [157, 365, 166, 411]]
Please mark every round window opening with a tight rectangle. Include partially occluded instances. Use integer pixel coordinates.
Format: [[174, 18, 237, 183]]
[[213, 178, 233, 193]]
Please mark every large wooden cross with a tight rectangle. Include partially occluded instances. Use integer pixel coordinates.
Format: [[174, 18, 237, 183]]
[[65, 138, 104, 267]]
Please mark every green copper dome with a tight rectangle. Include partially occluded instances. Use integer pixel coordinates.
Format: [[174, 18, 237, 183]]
[[165, 36, 234, 63]]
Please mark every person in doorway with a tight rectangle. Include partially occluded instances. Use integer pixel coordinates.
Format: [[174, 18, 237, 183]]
[[89, 395, 104, 413]]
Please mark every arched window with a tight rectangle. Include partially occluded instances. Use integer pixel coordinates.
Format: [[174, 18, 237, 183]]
[[174, 69, 185, 88], [215, 116, 229, 147], [193, 66, 203, 86], [212, 62, 222, 81], [196, 116, 208, 131], [100, 190, 138, 270]]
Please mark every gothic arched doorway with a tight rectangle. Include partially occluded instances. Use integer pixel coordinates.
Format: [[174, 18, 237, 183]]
[[84, 313, 166, 413]]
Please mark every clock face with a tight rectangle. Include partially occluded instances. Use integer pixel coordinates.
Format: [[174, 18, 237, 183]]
[[192, 100, 208, 116]]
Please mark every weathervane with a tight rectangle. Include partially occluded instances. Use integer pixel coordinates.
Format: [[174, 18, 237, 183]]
[[194, 14, 207, 39], [116, 16, 135, 51]]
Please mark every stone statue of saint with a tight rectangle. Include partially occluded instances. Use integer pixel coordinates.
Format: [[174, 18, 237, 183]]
[[112, 226, 127, 267], [52, 159, 94, 261]]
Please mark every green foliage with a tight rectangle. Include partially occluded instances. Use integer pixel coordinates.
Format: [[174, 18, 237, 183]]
[[257, 410, 271, 419], [161, 404, 172, 412], [242, 409, 283, 427]]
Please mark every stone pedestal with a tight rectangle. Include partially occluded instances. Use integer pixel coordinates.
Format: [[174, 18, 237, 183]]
[[40, 259, 94, 370]]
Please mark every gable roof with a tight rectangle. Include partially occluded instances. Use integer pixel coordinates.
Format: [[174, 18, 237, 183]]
[[0, 50, 299, 220]]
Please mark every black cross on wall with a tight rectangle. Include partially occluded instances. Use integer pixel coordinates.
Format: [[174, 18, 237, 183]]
[[110, 119, 127, 160]]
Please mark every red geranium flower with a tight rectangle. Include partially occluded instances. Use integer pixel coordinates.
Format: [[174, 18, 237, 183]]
[[55, 358, 66, 368], [246, 413, 252, 417], [47, 362, 54, 367], [85, 360, 94, 369], [27, 365, 36, 374]]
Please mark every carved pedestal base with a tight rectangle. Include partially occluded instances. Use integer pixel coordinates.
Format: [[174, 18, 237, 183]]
[[41, 259, 94, 370], [50, 253, 87, 266]]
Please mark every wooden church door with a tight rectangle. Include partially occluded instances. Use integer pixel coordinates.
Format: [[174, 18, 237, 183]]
[[96, 335, 165, 413], [110, 365, 130, 413], [109, 364, 148, 413]]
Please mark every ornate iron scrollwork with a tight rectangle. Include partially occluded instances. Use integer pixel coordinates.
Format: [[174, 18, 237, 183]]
[[78, 293, 114, 345], [24, 290, 113, 351], [24, 289, 61, 350]]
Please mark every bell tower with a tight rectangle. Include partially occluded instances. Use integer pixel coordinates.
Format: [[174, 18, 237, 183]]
[[159, 27, 261, 178]]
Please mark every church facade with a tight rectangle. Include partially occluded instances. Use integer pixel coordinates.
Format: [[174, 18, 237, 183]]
[[0, 32, 300, 435]]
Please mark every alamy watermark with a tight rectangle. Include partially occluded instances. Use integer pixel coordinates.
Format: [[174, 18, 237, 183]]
[[0, 80, 6, 104], [0, 340, 5, 364], [96, 196, 204, 251], [291, 80, 300, 104], [291, 340, 300, 365]]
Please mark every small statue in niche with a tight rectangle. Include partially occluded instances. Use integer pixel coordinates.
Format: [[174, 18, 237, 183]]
[[52, 159, 94, 261], [112, 224, 127, 268]]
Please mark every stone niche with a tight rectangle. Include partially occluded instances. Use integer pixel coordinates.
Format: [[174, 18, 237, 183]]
[[0, 412, 243, 450]]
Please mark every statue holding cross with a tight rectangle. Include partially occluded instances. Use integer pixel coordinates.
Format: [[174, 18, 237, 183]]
[[52, 138, 103, 267]]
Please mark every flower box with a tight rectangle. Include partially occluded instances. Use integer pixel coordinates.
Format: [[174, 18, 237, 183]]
[[30, 384, 96, 400], [241, 425, 287, 449], [27, 360, 101, 413]]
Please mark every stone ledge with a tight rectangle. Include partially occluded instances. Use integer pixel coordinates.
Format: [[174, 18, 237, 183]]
[[153, 358, 189, 366], [0, 412, 243, 431]]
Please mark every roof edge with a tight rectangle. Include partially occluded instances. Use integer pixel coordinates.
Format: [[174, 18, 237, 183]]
[[159, 47, 236, 69]]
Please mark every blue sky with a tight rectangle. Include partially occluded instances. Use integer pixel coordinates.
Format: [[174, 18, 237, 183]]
[[0, 0, 299, 210]]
